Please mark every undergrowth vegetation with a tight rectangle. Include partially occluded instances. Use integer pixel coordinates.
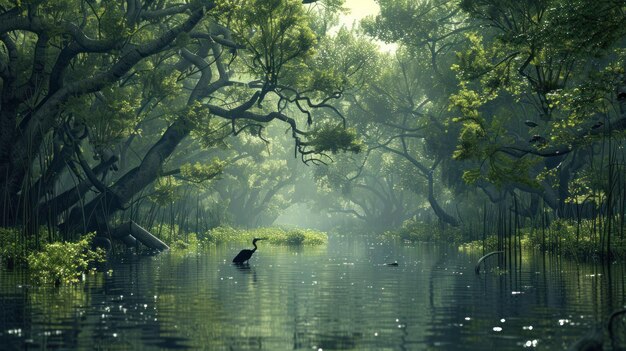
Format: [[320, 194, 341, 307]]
[[383, 217, 626, 261], [205, 226, 327, 246], [168, 226, 328, 253], [382, 219, 463, 243], [459, 219, 626, 260], [27, 233, 106, 286], [1, 227, 106, 286]]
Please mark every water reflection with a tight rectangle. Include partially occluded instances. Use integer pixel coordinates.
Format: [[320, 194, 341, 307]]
[[234, 263, 252, 271], [1, 239, 626, 350]]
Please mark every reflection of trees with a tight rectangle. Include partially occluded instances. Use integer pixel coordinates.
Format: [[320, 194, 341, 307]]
[[0, 273, 104, 349], [5, 242, 626, 349], [423, 251, 626, 349], [313, 152, 419, 232], [0, 0, 365, 242]]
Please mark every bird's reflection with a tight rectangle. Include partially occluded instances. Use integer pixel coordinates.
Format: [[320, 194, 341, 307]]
[[233, 263, 258, 283], [234, 263, 251, 271]]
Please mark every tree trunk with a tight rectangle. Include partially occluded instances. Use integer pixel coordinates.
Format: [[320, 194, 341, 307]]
[[427, 172, 459, 227], [60, 118, 193, 235]]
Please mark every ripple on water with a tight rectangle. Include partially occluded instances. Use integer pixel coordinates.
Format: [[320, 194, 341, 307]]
[[1, 240, 626, 350]]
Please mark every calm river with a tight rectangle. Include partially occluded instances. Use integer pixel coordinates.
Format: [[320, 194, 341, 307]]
[[1, 235, 625, 350]]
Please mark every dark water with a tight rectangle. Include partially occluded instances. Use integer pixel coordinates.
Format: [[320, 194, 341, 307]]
[[1, 236, 626, 350]]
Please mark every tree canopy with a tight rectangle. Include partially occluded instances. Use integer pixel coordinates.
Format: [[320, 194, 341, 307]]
[[1, 0, 625, 250], [0, 0, 365, 236]]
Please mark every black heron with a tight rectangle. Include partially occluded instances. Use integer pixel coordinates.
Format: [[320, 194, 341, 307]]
[[232, 238, 266, 264]]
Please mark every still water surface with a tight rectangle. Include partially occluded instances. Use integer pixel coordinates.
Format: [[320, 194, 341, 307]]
[[1, 236, 626, 350]]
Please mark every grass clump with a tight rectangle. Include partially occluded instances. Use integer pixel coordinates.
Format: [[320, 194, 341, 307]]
[[27, 233, 106, 286]]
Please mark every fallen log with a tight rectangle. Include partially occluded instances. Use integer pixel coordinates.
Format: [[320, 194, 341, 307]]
[[119, 234, 138, 247], [474, 250, 504, 274], [110, 221, 169, 251]]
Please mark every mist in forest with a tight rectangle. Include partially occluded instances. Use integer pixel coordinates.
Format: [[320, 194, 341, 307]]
[[1, 0, 626, 349], [0, 0, 623, 252]]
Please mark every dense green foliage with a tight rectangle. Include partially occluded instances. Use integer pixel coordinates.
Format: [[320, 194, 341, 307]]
[[0, 0, 361, 240], [350, 0, 625, 259], [0, 0, 625, 263], [26, 233, 105, 286]]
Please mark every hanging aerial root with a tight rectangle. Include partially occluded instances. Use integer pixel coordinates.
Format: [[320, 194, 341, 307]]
[[474, 250, 504, 274]]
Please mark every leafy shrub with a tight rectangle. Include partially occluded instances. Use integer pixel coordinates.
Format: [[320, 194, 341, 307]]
[[291, 229, 326, 245], [27, 233, 106, 286], [459, 218, 626, 260]]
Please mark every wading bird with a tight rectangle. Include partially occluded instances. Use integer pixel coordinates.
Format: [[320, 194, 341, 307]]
[[233, 238, 266, 264]]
